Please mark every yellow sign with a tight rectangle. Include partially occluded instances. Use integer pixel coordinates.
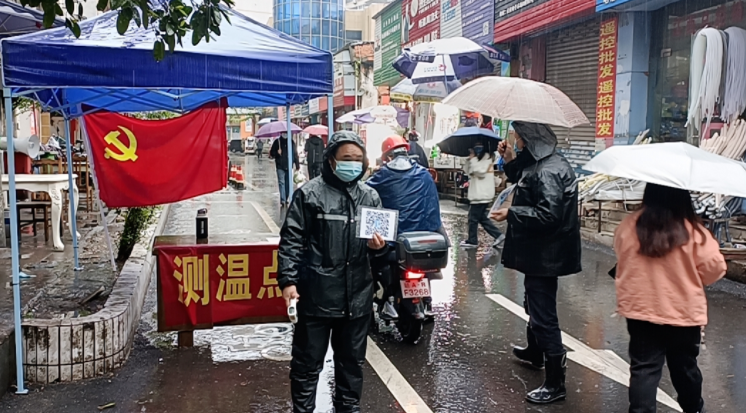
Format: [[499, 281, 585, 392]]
[[104, 126, 138, 162]]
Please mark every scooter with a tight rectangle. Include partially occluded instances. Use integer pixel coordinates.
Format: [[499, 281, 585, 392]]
[[372, 231, 448, 344]]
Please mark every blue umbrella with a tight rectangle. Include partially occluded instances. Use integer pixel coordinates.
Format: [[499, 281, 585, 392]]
[[393, 37, 509, 84], [437, 127, 502, 157]]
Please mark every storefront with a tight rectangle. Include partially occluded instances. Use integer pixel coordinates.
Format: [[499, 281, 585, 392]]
[[647, 0, 746, 142], [494, 0, 599, 170], [545, 17, 603, 167]]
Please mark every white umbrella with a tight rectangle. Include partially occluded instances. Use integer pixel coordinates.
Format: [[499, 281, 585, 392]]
[[584, 142, 746, 197], [442, 76, 590, 128], [393, 37, 508, 84], [390, 78, 462, 103]]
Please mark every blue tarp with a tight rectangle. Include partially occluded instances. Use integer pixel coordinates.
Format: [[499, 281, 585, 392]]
[[0, 0, 63, 38], [1, 6, 333, 113]]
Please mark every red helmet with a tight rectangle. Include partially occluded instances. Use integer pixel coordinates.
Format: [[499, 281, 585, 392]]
[[381, 135, 410, 156]]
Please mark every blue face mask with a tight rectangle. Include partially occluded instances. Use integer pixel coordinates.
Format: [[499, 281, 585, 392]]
[[334, 160, 363, 182], [474, 146, 484, 155]]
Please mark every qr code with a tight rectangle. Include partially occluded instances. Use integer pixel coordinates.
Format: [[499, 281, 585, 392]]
[[364, 210, 393, 239]]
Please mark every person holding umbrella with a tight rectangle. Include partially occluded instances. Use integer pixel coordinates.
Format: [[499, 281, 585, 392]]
[[490, 122, 581, 404], [613, 183, 725, 413], [460, 137, 504, 249], [270, 133, 300, 207], [582, 142, 741, 413]]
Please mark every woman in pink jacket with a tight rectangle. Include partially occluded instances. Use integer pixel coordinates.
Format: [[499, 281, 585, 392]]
[[614, 183, 726, 413]]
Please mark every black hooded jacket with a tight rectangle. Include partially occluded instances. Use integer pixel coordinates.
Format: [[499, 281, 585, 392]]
[[277, 131, 388, 318], [501, 122, 581, 277], [304, 135, 325, 165], [270, 136, 300, 171]]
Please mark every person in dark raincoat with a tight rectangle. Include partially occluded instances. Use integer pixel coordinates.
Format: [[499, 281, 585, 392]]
[[304, 134, 325, 180], [367, 135, 442, 237], [269, 134, 300, 207], [278, 131, 388, 413], [491, 121, 581, 405], [406, 130, 430, 169]]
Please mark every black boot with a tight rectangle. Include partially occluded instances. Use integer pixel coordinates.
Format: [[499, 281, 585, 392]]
[[513, 324, 544, 369], [526, 352, 566, 404]]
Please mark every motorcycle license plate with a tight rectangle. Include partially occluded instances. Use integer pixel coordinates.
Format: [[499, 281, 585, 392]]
[[400, 278, 431, 299]]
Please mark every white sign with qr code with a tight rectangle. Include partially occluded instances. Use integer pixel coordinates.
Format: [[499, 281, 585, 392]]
[[358, 207, 399, 242]]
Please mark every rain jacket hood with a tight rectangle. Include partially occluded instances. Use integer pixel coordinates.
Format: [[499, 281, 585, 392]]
[[322, 131, 370, 188], [512, 121, 558, 161]]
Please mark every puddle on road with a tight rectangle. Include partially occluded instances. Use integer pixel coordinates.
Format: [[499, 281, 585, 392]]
[[194, 323, 294, 362]]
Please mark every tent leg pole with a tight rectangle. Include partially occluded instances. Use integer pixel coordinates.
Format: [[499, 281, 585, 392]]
[[5, 89, 28, 395], [286, 104, 293, 201], [327, 94, 333, 132], [64, 118, 81, 270], [79, 113, 116, 271]]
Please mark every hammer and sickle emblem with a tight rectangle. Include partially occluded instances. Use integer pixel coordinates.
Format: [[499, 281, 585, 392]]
[[104, 126, 138, 162]]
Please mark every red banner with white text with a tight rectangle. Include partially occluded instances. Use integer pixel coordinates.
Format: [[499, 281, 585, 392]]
[[84, 101, 228, 207], [156, 243, 287, 332]]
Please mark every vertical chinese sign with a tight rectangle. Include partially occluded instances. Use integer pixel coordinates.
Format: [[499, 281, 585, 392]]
[[595, 15, 618, 151], [374, 1, 403, 87], [157, 244, 287, 331]]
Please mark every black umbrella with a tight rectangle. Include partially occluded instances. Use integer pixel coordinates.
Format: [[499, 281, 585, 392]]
[[437, 127, 502, 157]]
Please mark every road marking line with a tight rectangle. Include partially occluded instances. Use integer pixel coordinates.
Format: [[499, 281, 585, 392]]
[[250, 201, 280, 234], [485, 294, 682, 412], [366, 337, 433, 413]]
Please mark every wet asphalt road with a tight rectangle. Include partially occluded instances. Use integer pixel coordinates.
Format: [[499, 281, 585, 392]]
[[3, 154, 746, 413]]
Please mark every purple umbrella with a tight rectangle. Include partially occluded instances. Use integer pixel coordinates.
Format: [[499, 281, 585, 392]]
[[255, 121, 302, 138]]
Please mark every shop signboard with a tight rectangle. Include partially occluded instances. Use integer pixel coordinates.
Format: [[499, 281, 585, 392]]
[[595, 0, 633, 12], [494, 0, 551, 24], [402, 0, 441, 49], [595, 15, 618, 150], [375, 2, 403, 86], [493, 0, 595, 43], [309, 98, 320, 115], [156, 243, 287, 332], [461, 0, 493, 45], [441, 0, 463, 39]]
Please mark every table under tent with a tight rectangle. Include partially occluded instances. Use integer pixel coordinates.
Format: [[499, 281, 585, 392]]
[[0, 6, 333, 393]]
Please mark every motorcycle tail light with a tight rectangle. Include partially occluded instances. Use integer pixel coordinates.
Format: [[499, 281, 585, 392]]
[[405, 271, 425, 280]]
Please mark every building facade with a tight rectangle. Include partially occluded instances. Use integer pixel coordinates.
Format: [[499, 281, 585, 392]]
[[273, 0, 346, 52]]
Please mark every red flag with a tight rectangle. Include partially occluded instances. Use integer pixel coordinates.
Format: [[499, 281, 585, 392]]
[[84, 101, 228, 207]]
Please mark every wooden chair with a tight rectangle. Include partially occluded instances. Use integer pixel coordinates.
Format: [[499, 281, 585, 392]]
[[16, 200, 51, 242]]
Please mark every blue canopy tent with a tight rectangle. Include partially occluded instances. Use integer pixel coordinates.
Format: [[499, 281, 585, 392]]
[[0, 0, 63, 38], [1, 6, 333, 394]]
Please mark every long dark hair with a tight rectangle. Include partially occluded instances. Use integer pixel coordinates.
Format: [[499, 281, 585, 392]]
[[636, 183, 701, 258]]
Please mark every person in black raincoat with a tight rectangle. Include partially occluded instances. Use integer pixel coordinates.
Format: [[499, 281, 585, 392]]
[[491, 121, 581, 405], [278, 131, 388, 413], [304, 134, 325, 180], [406, 130, 430, 169]]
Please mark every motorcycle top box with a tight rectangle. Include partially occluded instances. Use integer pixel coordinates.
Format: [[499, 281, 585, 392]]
[[396, 231, 449, 272]]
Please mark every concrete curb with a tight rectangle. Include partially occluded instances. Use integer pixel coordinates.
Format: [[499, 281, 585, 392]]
[[18, 204, 170, 384]]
